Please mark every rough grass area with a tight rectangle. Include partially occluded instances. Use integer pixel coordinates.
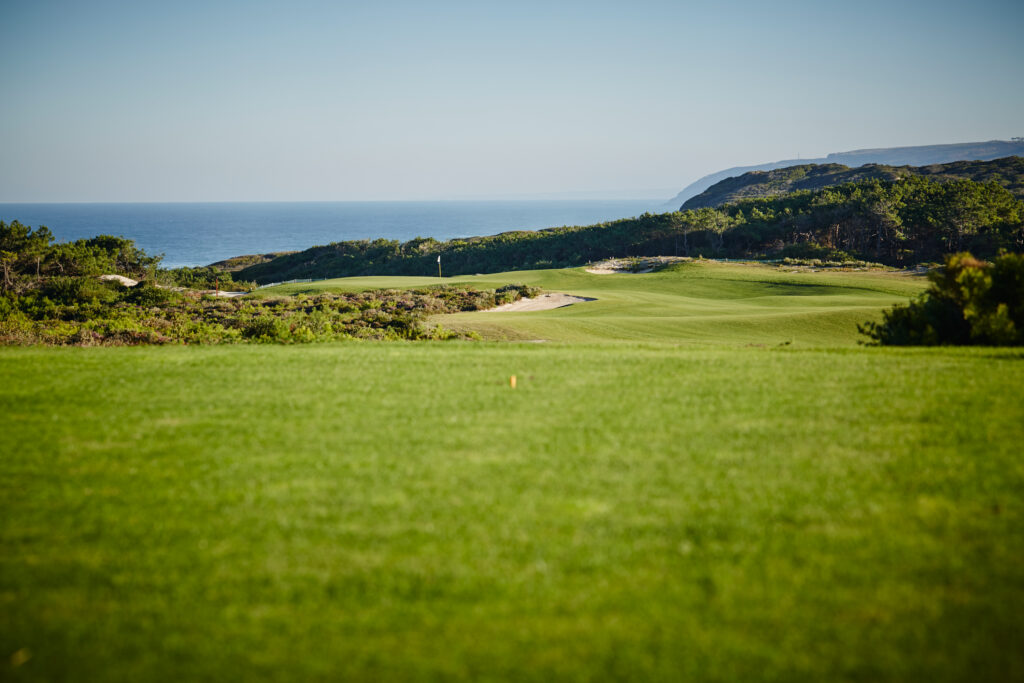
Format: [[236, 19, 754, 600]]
[[0, 280, 540, 346], [2, 343, 1023, 682]]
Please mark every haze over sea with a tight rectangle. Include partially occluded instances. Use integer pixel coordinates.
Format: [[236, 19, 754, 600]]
[[0, 200, 662, 269]]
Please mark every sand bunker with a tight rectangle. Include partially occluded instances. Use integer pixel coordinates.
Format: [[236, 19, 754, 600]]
[[486, 293, 595, 312]]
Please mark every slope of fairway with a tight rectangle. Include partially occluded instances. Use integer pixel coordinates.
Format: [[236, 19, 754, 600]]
[[2, 343, 1022, 682], [266, 261, 927, 346]]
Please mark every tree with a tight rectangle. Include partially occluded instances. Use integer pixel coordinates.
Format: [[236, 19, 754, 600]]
[[0, 221, 55, 291]]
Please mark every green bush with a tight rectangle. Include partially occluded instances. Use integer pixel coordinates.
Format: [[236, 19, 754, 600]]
[[860, 251, 1024, 345], [123, 282, 181, 307], [778, 242, 856, 262], [242, 317, 291, 341], [40, 276, 120, 305], [161, 265, 255, 291], [1, 279, 532, 346]]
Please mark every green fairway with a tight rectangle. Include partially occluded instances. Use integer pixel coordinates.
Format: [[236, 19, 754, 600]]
[[2, 342, 1023, 682], [2, 263, 1019, 681], [266, 261, 927, 345]]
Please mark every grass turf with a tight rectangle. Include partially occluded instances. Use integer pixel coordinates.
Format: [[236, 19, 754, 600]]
[[3, 264, 1021, 681], [2, 342, 1023, 682], [264, 261, 928, 346]]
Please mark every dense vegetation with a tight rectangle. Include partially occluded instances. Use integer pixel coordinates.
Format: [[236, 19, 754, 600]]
[[665, 139, 1024, 207], [0, 278, 537, 345], [1, 221, 159, 287], [1, 218, 542, 345], [680, 156, 1024, 209], [0, 220, 254, 293], [158, 265, 255, 292], [861, 251, 1024, 345], [209, 251, 297, 271], [236, 176, 1024, 283]]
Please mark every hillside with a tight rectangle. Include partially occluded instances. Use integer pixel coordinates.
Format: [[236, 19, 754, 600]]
[[665, 139, 1024, 207], [681, 156, 1024, 209], [235, 176, 1024, 283], [208, 251, 297, 272]]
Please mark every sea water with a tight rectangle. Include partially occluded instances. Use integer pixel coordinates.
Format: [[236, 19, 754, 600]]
[[0, 200, 662, 268]]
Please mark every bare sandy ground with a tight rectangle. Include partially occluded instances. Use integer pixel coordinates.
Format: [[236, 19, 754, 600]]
[[485, 293, 595, 312], [585, 257, 690, 274], [99, 274, 139, 286], [585, 265, 649, 274]]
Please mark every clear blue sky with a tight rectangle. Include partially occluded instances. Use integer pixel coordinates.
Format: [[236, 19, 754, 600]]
[[1, 0, 1022, 201]]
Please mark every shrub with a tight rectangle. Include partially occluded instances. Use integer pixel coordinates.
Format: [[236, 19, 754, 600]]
[[41, 276, 120, 305], [778, 242, 855, 262], [161, 265, 255, 291], [860, 252, 1024, 345], [123, 282, 181, 307], [242, 317, 290, 341], [1, 280, 527, 346]]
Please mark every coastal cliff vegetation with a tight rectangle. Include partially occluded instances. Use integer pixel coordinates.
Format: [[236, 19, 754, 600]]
[[235, 175, 1024, 283], [680, 156, 1024, 210], [0, 221, 253, 293]]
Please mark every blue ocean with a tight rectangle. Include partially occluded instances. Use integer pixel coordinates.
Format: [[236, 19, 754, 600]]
[[0, 200, 663, 269]]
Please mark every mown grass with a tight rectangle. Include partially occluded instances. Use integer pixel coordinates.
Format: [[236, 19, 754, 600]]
[[266, 261, 927, 345], [3, 265, 1019, 681], [2, 341, 1023, 682]]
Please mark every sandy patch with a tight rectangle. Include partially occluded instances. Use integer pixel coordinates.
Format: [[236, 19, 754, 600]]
[[585, 256, 690, 274], [99, 274, 139, 286], [585, 265, 651, 274], [486, 293, 595, 312]]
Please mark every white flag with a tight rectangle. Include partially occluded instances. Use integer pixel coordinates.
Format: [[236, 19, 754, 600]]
[[437, 254, 441, 263]]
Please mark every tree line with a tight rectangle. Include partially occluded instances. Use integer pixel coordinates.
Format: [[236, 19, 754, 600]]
[[236, 176, 1024, 283], [0, 221, 252, 293]]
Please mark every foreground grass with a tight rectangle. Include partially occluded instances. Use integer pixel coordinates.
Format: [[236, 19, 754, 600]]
[[2, 343, 1023, 682], [267, 261, 927, 345]]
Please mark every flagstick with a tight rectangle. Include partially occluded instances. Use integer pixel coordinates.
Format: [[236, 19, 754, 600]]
[[437, 255, 442, 279]]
